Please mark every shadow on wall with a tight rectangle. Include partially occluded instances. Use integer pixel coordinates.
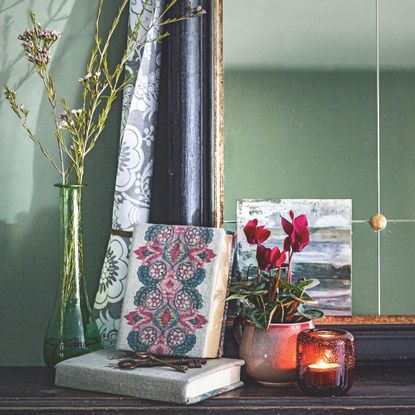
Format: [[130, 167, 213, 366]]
[[0, 0, 126, 365], [0, 0, 37, 106], [0, 0, 68, 222]]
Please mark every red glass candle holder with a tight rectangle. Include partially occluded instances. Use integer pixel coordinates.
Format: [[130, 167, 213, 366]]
[[297, 329, 355, 396]]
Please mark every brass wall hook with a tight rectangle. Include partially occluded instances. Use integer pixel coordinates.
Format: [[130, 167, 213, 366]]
[[370, 213, 387, 231]]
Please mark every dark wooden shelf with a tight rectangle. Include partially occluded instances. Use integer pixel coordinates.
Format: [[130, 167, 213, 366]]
[[1, 362, 415, 414]]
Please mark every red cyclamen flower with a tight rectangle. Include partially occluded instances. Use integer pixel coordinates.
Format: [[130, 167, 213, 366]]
[[243, 219, 271, 245], [281, 210, 310, 253], [256, 244, 286, 271]]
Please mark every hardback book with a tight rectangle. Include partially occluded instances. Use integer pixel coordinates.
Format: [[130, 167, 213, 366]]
[[116, 223, 234, 358], [55, 349, 244, 405], [217, 231, 236, 357]]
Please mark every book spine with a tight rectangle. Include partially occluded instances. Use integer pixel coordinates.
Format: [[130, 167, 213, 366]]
[[203, 234, 233, 357], [187, 381, 244, 404], [217, 232, 236, 357]]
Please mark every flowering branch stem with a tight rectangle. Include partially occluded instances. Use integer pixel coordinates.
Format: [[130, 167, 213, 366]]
[[4, 2, 206, 185], [37, 67, 67, 183], [3, 86, 61, 173], [21, 115, 61, 173]]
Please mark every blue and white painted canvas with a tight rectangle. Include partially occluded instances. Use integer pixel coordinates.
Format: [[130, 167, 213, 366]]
[[236, 199, 352, 316]]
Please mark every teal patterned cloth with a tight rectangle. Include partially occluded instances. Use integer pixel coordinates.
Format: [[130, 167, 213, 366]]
[[93, 1, 164, 347]]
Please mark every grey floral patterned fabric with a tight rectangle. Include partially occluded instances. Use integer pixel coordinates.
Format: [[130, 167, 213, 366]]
[[93, 0, 164, 347]]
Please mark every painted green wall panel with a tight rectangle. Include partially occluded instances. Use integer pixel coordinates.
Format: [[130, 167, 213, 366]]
[[351, 223, 379, 315], [224, 70, 378, 223], [380, 223, 415, 315], [0, 0, 128, 365], [380, 72, 415, 219]]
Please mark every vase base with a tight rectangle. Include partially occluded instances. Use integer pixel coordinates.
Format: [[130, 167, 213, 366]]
[[43, 338, 102, 367], [256, 380, 297, 388]]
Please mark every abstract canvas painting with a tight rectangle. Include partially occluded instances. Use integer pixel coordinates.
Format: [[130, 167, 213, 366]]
[[236, 199, 352, 316]]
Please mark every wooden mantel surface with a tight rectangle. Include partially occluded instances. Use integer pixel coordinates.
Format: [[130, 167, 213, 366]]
[[1, 363, 415, 414]]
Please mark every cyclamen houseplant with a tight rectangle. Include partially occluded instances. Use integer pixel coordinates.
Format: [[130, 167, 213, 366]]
[[4, 1, 205, 367], [229, 211, 324, 386], [229, 211, 324, 330]]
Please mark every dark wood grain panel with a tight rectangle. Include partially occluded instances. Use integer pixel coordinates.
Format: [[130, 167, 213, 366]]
[[150, 0, 214, 227]]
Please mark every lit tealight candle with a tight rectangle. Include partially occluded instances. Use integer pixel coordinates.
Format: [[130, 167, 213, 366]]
[[305, 360, 340, 387], [297, 329, 355, 396], [308, 361, 339, 370]]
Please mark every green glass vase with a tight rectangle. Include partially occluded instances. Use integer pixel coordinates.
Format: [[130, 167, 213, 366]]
[[43, 184, 102, 367]]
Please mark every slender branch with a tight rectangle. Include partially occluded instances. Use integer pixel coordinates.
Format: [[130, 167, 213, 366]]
[[98, 0, 129, 67], [22, 118, 61, 173], [37, 68, 66, 183], [4, 1, 205, 185], [4, 85, 61, 174]]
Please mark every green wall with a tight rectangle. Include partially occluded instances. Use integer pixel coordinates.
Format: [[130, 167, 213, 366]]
[[224, 69, 415, 315], [0, 0, 128, 365]]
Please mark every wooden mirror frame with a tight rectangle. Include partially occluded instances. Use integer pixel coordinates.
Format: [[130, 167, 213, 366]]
[[209, 0, 415, 359]]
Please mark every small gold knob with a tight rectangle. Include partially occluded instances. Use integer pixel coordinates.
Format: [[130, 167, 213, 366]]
[[370, 213, 387, 231]]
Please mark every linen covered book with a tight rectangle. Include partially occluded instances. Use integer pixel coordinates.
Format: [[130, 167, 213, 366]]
[[116, 223, 233, 358], [55, 349, 244, 405]]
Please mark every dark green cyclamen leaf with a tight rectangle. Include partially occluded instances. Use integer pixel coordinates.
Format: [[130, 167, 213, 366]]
[[259, 271, 272, 281], [247, 308, 267, 330], [230, 281, 255, 288], [225, 293, 248, 301], [225, 290, 268, 303], [289, 292, 318, 304], [247, 289, 268, 296], [298, 307, 324, 320], [266, 302, 282, 329], [297, 278, 320, 290], [279, 280, 302, 294], [240, 298, 256, 309], [239, 288, 268, 296], [298, 291, 318, 302]]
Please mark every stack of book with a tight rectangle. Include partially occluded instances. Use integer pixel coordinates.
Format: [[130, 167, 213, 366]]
[[55, 223, 244, 404]]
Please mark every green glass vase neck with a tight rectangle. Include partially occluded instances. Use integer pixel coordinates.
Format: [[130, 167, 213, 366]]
[[43, 184, 101, 367], [54, 183, 86, 189]]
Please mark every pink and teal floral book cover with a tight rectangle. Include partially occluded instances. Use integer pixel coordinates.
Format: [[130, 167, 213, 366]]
[[116, 223, 233, 358]]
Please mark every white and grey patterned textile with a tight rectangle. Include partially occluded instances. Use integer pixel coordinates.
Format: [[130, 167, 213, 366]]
[[93, 0, 164, 347]]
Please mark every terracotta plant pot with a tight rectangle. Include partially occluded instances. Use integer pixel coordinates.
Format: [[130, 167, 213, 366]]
[[236, 319, 314, 387]]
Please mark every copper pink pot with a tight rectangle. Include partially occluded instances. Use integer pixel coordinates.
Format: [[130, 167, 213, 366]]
[[237, 319, 314, 387]]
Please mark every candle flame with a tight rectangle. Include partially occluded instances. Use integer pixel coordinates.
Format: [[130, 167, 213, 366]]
[[308, 360, 339, 370]]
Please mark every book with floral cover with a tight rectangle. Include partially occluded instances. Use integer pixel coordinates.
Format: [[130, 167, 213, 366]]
[[116, 223, 233, 358]]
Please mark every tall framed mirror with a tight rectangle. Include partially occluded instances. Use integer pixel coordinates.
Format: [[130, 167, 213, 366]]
[[212, 0, 415, 330]]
